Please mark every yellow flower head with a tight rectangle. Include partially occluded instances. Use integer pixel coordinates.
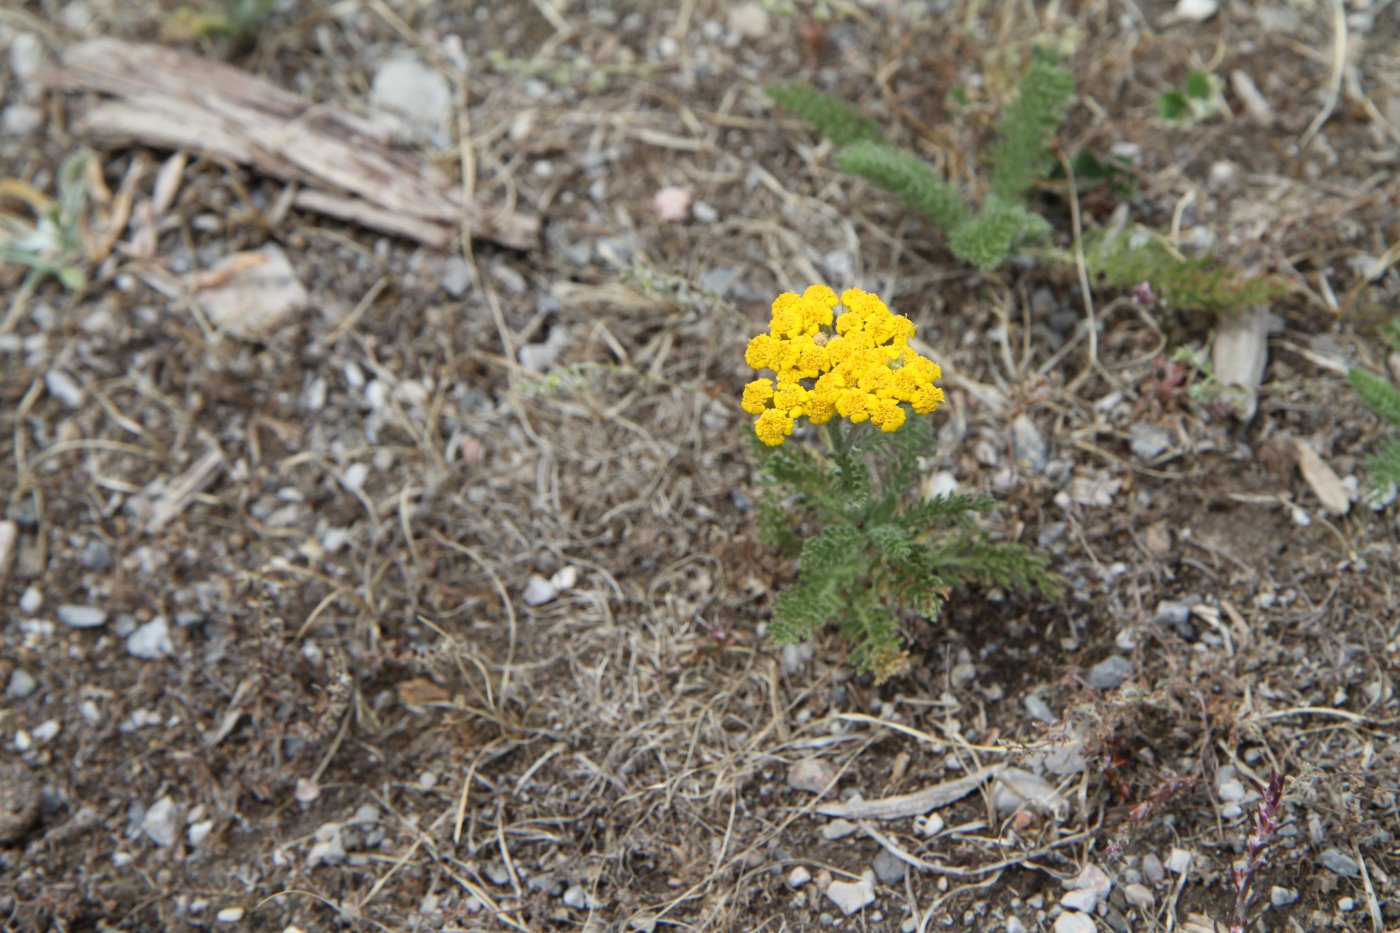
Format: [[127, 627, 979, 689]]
[[742, 286, 944, 444]]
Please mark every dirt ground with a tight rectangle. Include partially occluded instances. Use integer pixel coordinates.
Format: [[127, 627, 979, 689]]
[[2, 1, 1399, 931]]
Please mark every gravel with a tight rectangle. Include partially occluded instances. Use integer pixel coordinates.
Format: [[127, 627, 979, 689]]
[[1086, 655, 1132, 690], [126, 616, 174, 659], [1318, 847, 1360, 877], [142, 796, 180, 847], [5, 669, 37, 700], [57, 605, 107, 628]]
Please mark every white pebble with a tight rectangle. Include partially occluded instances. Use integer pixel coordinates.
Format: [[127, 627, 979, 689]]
[[57, 605, 107, 628], [824, 876, 875, 915], [1167, 847, 1193, 874], [216, 907, 245, 923], [787, 866, 811, 888], [189, 819, 214, 847], [19, 586, 42, 614], [142, 796, 180, 847], [126, 616, 173, 659], [31, 719, 60, 743], [45, 369, 84, 409]]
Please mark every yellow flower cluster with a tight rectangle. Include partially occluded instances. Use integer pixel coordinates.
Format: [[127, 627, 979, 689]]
[[742, 285, 946, 446]]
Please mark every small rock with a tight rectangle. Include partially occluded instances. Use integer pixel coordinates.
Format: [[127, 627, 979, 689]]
[[1123, 883, 1155, 910], [1129, 423, 1172, 460], [1269, 886, 1298, 907], [188, 819, 214, 847], [1061, 889, 1099, 912], [1338, 896, 1355, 912], [726, 2, 769, 39], [1005, 918, 1028, 933], [1153, 601, 1193, 639], [1318, 847, 1360, 877], [1024, 694, 1056, 724], [787, 866, 811, 888], [370, 54, 452, 140], [19, 587, 42, 614], [126, 616, 174, 659], [824, 876, 876, 915], [691, 201, 718, 224], [994, 768, 1068, 819], [1011, 415, 1047, 472], [1066, 863, 1112, 900], [1167, 847, 1192, 875], [787, 758, 836, 794], [81, 539, 114, 571], [294, 778, 320, 804], [0, 521, 19, 580], [873, 848, 907, 885], [522, 574, 558, 606], [216, 907, 245, 923], [1142, 853, 1166, 885], [307, 822, 345, 867], [58, 605, 107, 628], [1217, 773, 1246, 803], [562, 885, 589, 909], [142, 796, 180, 847], [440, 256, 474, 297], [31, 719, 59, 743], [821, 819, 857, 841], [45, 369, 84, 409], [1169, 0, 1218, 21], [1086, 655, 1132, 690], [9, 33, 45, 86], [1, 103, 42, 136], [653, 186, 691, 223], [6, 669, 37, 700], [1053, 910, 1096, 933]]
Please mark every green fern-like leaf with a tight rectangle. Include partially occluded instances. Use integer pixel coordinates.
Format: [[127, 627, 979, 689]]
[[1366, 438, 1400, 491], [868, 524, 913, 561], [948, 198, 1051, 271], [927, 535, 1060, 598], [989, 58, 1075, 202], [766, 82, 886, 148], [835, 141, 972, 232], [798, 524, 866, 579], [1090, 233, 1286, 314], [1350, 367, 1400, 426]]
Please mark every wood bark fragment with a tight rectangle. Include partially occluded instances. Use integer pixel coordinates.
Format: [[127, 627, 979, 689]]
[[816, 765, 1002, 820], [39, 38, 538, 251]]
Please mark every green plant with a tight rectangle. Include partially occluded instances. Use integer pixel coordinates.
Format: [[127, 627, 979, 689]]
[[767, 53, 1074, 271], [1088, 231, 1286, 315], [167, 0, 276, 38], [1348, 318, 1400, 500], [1157, 69, 1225, 124], [0, 150, 92, 291], [744, 286, 1058, 681]]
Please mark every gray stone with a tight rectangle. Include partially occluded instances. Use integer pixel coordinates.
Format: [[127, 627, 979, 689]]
[[1141, 853, 1165, 885], [824, 876, 875, 915], [5, 669, 37, 700], [440, 256, 474, 297], [1129, 423, 1172, 460], [1053, 911, 1095, 933], [1087, 655, 1132, 690], [1122, 883, 1154, 910], [369, 54, 452, 141], [787, 758, 836, 794], [1153, 601, 1194, 639], [57, 605, 107, 628], [1318, 847, 1360, 877], [126, 616, 173, 659], [1024, 694, 1056, 724], [142, 796, 180, 847], [1269, 885, 1298, 906], [872, 847, 907, 885], [1011, 415, 1048, 472], [1, 104, 42, 136], [82, 539, 114, 572], [8, 33, 45, 86]]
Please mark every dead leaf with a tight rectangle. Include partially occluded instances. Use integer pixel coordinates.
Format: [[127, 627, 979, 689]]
[[396, 678, 452, 709], [1293, 438, 1352, 515]]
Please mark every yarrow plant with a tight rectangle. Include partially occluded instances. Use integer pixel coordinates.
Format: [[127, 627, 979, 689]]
[[745, 286, 1058, 681], [741, 285, 944, 446]]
